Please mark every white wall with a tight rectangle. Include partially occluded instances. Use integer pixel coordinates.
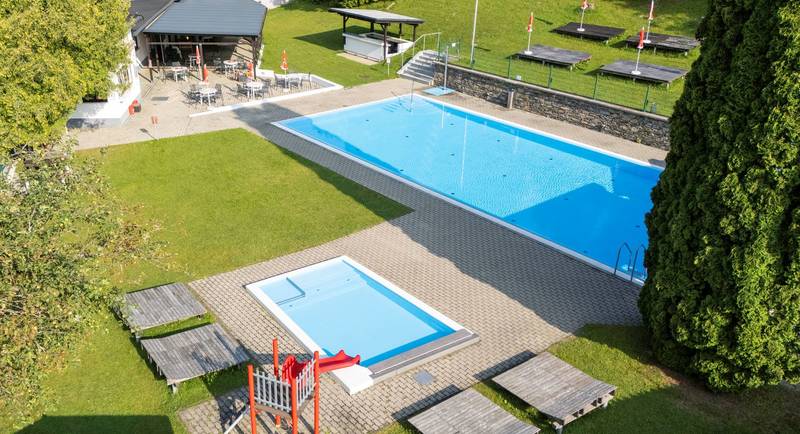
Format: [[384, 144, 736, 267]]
[[69, 34, 142, 127]]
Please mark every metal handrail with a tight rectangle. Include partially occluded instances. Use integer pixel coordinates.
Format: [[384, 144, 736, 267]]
[[613, 242, 633, 279], [402, 32, 442, 66], [630, 244, 647, 281]]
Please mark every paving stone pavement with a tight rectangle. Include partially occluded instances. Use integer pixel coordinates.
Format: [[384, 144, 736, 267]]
[[178, 94, 644, 433]]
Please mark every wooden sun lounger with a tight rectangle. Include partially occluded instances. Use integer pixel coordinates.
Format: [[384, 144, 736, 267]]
[[409, 389, 540, 434], [493, 352, 615, 434], [140, 323, 249, 392], [122, 283, 207, 332]]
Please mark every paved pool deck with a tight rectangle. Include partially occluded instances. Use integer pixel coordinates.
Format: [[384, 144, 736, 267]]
[[153, 79, 664, 433]]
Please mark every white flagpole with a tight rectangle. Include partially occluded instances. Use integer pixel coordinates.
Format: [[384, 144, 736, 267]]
[[578, 8, 586, 32], [644, 0, 654, 43], [469, 0, 479, 66], [527, 28, 532, 53], [633, 49, 642, 75]]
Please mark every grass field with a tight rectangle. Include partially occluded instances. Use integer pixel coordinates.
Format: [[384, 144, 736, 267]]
[[380, 325, 800, 434], [10, 129, 409, 433], [259, 0, 708, 115]]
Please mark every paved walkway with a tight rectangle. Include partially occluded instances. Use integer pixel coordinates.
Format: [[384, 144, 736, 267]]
[[166, 79, 655, 433]]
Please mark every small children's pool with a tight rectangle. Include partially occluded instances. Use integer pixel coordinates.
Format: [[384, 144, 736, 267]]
[[245, 256, 478, 394], [275, 95, 663, 280]]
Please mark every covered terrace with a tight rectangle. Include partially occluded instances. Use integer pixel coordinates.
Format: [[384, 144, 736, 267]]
[[328, 8, 425, 61]]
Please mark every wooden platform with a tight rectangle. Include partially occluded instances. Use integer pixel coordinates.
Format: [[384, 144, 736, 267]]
[[599, 60, 688, 84], [625, 32, 700, 53], [516, 45, 591, 69], [409, 389, 540, 434], [140, 323, 249, 390], [553, 22, 624, 43], [493, 352, 615, 433], [123, 283, 207, 331]]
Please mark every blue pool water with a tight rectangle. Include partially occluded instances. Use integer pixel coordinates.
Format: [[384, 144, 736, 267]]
[[278, 96, 662, 277], [250, 258, 456, 367]]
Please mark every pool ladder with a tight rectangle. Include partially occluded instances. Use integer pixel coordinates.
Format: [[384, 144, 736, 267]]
[[613, 242, 647, 282]]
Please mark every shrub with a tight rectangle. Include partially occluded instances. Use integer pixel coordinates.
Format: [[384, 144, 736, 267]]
[[639, 0, 800, 391]]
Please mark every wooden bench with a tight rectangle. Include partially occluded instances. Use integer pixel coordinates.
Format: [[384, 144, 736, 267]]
[[493, 352, 615, 433], [409, 389, 540, 434]]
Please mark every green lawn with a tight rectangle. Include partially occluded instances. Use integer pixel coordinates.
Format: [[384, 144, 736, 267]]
[[11, 129, 409, 433], [379, 325, 800, 433], [259, 0, 707, 115]]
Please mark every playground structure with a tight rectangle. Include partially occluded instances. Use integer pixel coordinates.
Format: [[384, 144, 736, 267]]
[[225, 339, 360, 434]]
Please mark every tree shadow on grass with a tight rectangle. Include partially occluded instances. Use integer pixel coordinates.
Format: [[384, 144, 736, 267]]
[[18, 415, 173, 434]]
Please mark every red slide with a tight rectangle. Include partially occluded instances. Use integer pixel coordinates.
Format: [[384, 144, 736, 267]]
[[318, 350, 361, 373], [281, 350, 361, 380]]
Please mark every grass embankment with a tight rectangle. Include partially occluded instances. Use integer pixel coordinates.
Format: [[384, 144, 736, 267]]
[[380, 325, 800, 433], [260, 0, 707, 115]]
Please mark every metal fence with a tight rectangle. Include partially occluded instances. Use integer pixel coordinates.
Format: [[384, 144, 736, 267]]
[[459, 53, 678, 117]]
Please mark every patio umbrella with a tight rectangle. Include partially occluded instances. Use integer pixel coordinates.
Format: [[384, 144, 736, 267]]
[[247, 62, 254, 78], [632, 27, 645, 75], [644, 0, 655, 43], [280, 49, 288, 89], [524, 12, 534, 54], [578, 0, 589, 32], [202, 64, 209, 82], [195, 45, 201, 73]]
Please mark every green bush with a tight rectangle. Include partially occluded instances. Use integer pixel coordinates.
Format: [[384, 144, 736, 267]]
[[639, 0, 800, 391]]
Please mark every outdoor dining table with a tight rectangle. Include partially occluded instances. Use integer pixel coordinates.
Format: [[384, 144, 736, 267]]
[[223, 60, 239, 76], [197, 86, 217, 105], [244, 81, 263, 99], [168, 66, 188, 81]]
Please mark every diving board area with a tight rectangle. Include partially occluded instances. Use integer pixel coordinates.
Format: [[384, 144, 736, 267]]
[[517, 45, 591, 69], [553, 22, 624, 43], [599, 60, 688, 84], [409, 389, 540, 434]]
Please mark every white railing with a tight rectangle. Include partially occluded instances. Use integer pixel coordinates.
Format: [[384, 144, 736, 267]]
[[253, 367, 292, 413], [401, 32, 442, 65], [252, 360, 315, 413]]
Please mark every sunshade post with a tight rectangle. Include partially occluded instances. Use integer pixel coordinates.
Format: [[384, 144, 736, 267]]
[[644, 0, 655, 43], [525, 12, 534, 54], [578, 0, 589, 32], [632, 27, 645, 75]]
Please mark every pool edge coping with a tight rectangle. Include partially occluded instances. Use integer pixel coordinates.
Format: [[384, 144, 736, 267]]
[[270, 108, 647, 286], [242, 256, 479, 394]]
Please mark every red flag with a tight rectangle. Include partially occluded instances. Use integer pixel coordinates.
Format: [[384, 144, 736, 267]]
[[527, 12, 534, 33], [648, 0, 655, 21], [581, 0, 589, 11], [637, 27, 645, 49], [280, 49, 288, 72]]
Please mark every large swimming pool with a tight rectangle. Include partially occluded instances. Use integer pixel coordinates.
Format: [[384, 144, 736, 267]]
[[276, 95, 662, 279]]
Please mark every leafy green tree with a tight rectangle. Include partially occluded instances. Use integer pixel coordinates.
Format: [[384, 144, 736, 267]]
[[0, 0, 158, 421], [0, 0, 130, 152], [640, 0, 800, 391], [0, 147, 161, 420]]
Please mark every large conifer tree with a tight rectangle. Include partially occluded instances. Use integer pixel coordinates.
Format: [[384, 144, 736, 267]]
[[640, 0, 800, 391]]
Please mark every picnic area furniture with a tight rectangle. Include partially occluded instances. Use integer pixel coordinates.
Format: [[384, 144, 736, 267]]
[[122, 283, 206, 333], [409, 389, 540, 434], [599, 60, 688, 85], [553, 22, 624, 43], [168, 65, 188, 81], [517, 45, 591, 69], [140, 323, 249, 392], [625, 32, 700, 54], [493, 352, 616, 434], [197, 86, 217, 105], [244, 80, 264, 98]]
